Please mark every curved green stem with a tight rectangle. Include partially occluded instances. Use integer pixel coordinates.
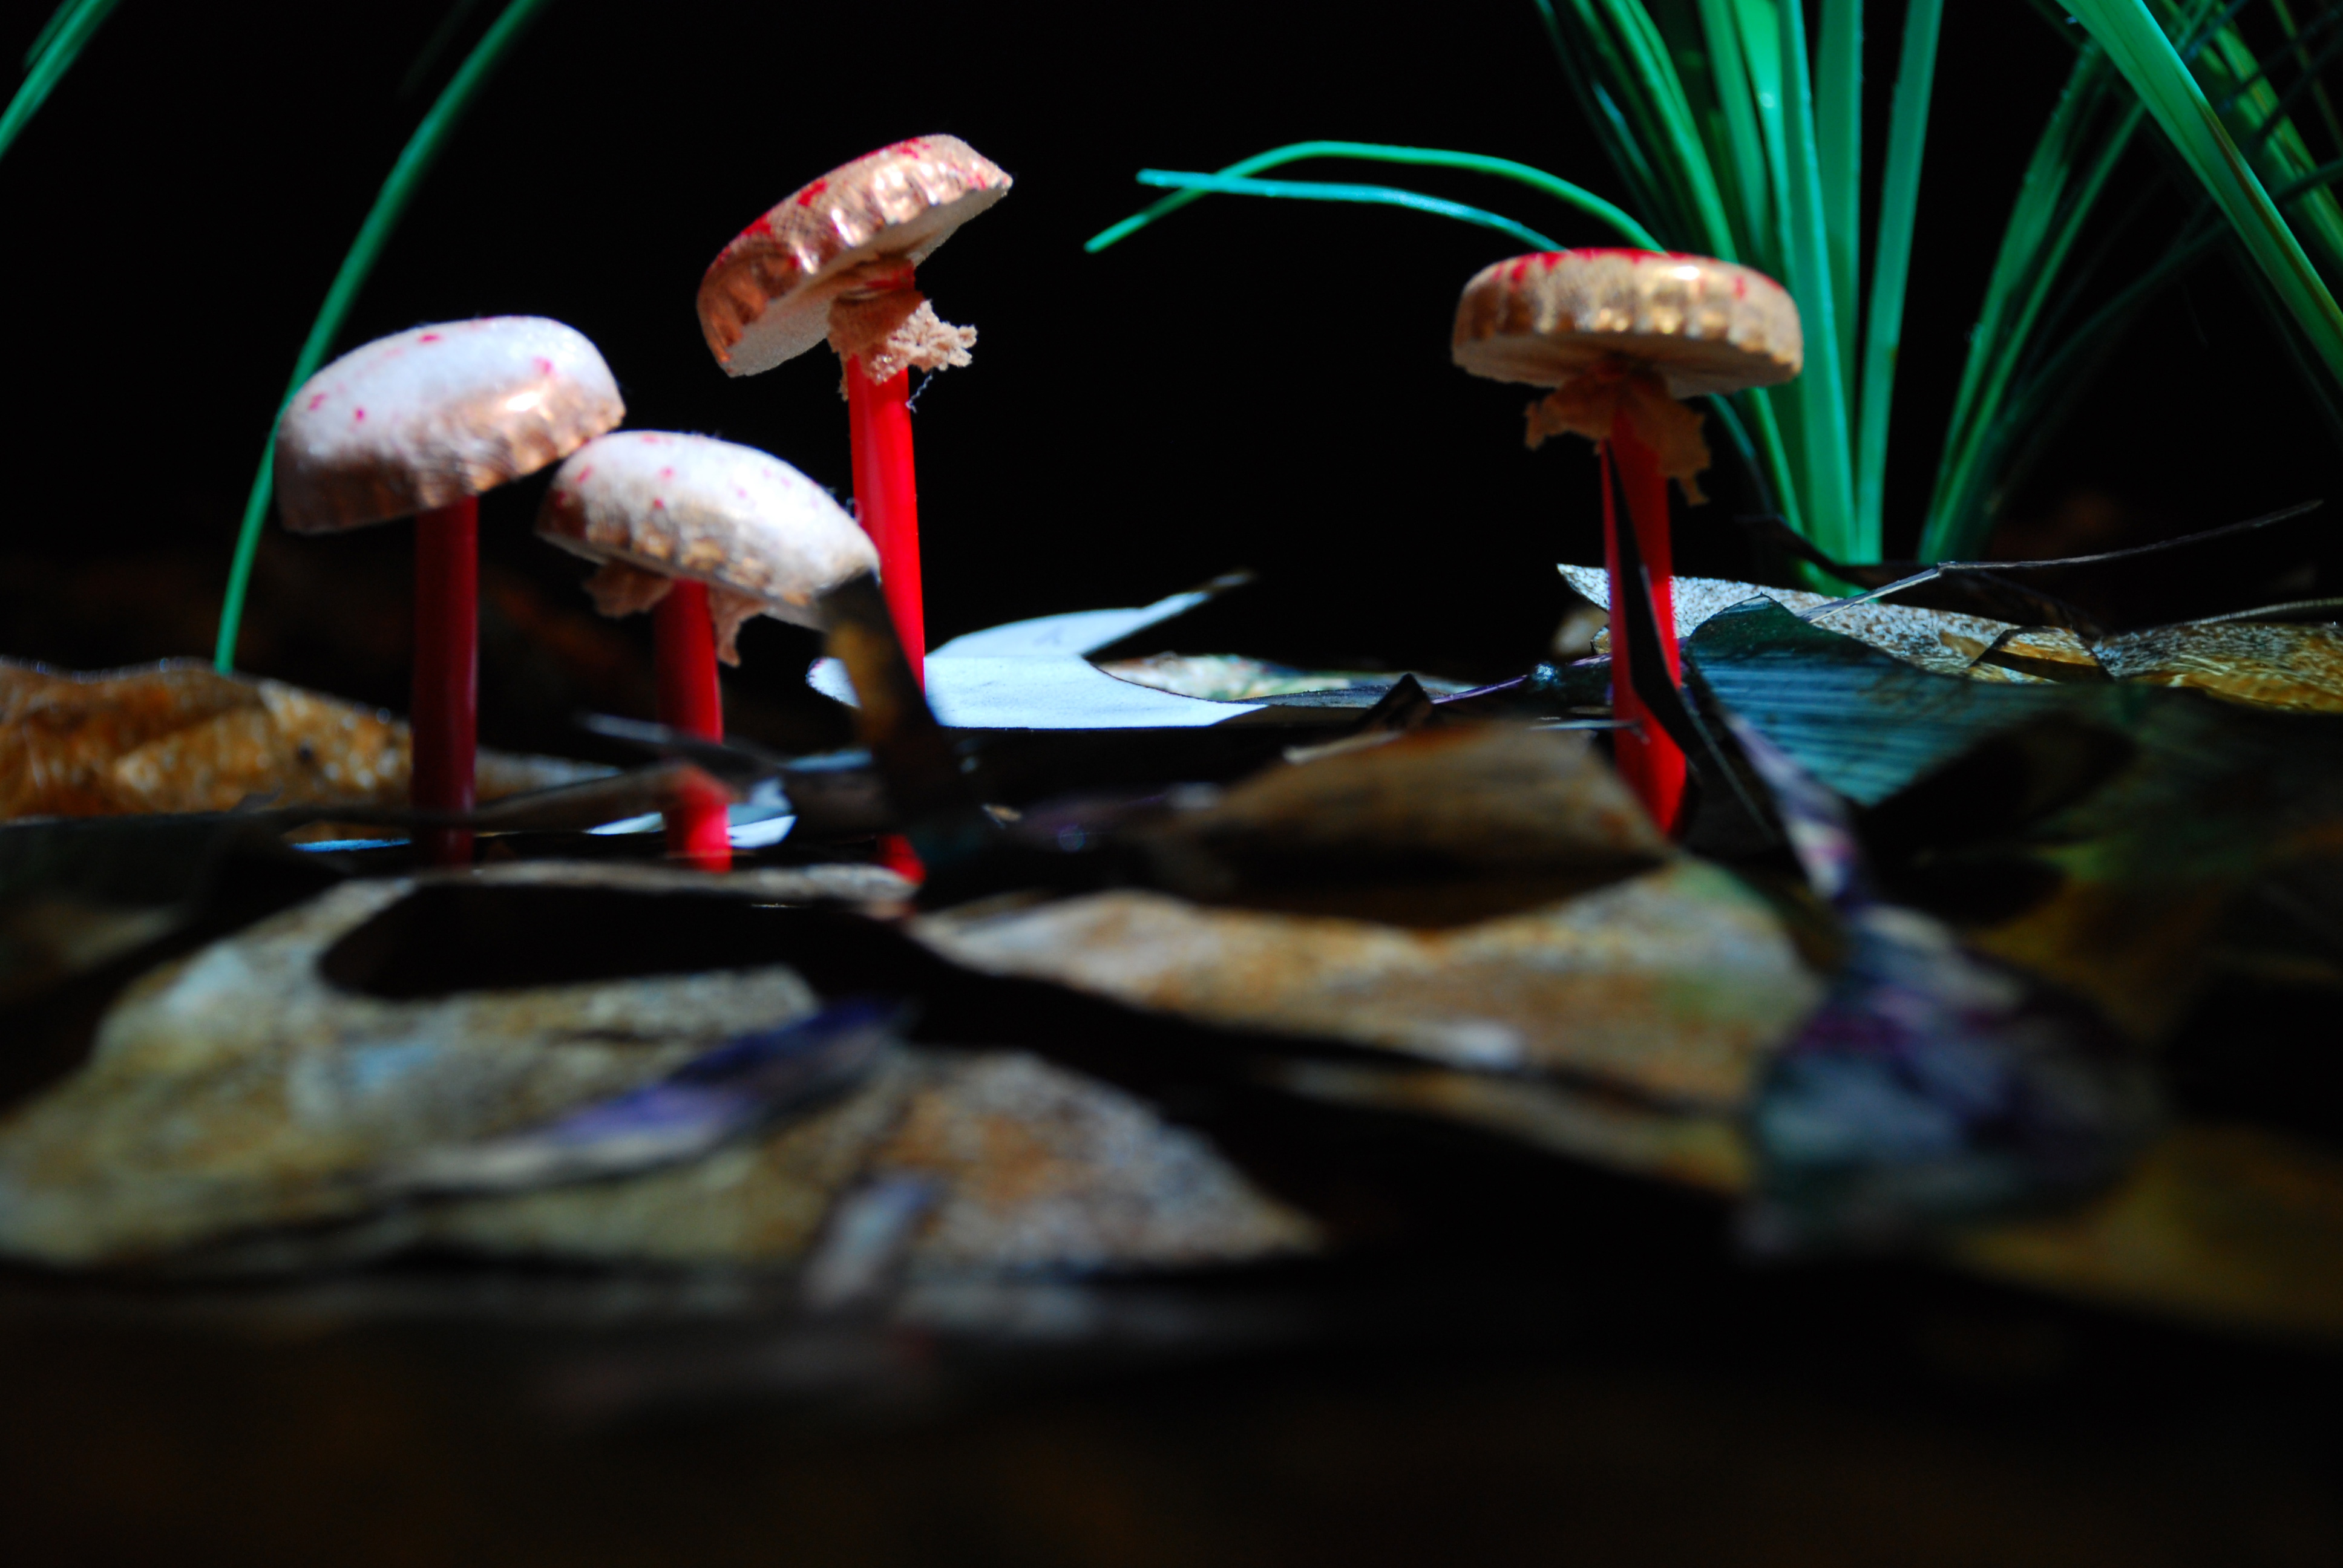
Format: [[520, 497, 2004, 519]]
[[212, 0, 554, 672], [1128, 170, 1564, 252], [1087, 139, 1660, 252], [1854, 0, 1944, 554], [0, 0, 122, 165]]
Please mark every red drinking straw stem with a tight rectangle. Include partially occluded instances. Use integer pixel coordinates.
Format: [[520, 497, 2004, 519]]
[[845, 356, 926, 681], [411, 495, 478, 866], [653, 580, 732, 872], [845, 354, 929, 885], [1600, 422, 1687, 835]]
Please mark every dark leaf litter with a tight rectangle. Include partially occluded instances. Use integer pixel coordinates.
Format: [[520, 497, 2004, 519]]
[[3, 538, 2343, 1413]]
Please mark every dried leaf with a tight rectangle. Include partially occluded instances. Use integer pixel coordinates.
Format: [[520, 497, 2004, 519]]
[[1948, 1124, 2343, 1342], [1564, 564, 2019, 678], [863, 1050, 1319, 1275], [0, 659, 605, 818], [301, 1048, 1317, 1276], [0, 864, 826, 1263], [1573, 565, 2343, 713], [0, 858, 1314, 1279], [1717, 710, 2157, 1247], [1697, 601, 2343, 1040], [1749, 904, 2157, 1247], [2092, 621, 2343, 713], [1137, 724, 1668, 918], [916, 860, 1821, 1109], [1687, 600, 2080, 807], [384, 999, 903, 1195], [1265, 1059, 1750, 1192], [1097, 653, 1402, 702]]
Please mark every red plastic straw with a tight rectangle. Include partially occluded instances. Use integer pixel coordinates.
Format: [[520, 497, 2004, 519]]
[[411, 495, 478, 866], [654, 580, 732, 872], [845, 353, 929, 884], [1599, 426, 1687, 834], [845, 356, 926, 681], [872, 834, 926, 886]]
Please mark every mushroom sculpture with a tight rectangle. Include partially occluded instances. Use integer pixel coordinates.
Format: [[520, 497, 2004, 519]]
[[1452, 250, 1801, 832], [277, 317, 624, 864], [696, 136, 1012, 681], [536, 431, 879, 871]]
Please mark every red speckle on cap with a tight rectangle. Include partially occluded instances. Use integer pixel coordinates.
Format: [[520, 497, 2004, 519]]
[[888, 139, 926, 157], [418, 333, 441, 343], [1733, 276, 1747, 298], [575, 466, 594, 483], [1509, 258, 1531, 283], [746, 215, 775, 238], [306, 393, 327, 411], [535, 357, 554, 376], [352, 407, 367, 422], [651, 498, 665, 510], [796, 177, 829, 207], [660, 467, 675, 479]]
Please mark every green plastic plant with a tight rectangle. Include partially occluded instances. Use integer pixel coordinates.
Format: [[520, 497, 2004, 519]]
[[1090, 0, 2343, 573], [0, 1, 123, 166], [1928, 0, 2343, 560], [20, 1, 2343, 654], [212, 0, 554, 670], [5, 1, 556, 671]]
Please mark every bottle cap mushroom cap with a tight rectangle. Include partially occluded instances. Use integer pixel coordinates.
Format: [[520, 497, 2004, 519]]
[[1452, 250, 1802, 397], [696, 136, 1012, 378], [276, 318, 624, 534], [536, 431, 877, 629]]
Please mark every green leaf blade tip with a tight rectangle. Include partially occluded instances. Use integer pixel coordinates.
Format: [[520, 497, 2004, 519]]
[[1127, 171, 1565, 253], [212, 0, 557, 673], [1084, 140, 1661, 253], [0, 0, 123, 165], [1854, 0, 1942, 555]]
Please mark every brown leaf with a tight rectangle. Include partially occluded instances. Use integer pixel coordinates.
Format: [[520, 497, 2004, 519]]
[[916, 860, 1821, 1110], [1138, 724, 1669, 921], [0, 661, 600, 818], [2092, 621, 2343, 713]]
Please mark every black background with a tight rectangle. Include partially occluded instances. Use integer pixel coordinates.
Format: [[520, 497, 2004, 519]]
[[4, 16, 2342, 1560], [1, 0, 2336, 747]]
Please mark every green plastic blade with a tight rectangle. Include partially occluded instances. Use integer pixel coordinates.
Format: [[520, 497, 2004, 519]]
[[1815, 0, 1863, 385], [1129, 170, 1564, 252], [212, 0, 555, 672], [1087, 141, 1659, 253], [1853, 0, 1942, 552], [0, 0, 122, 165], [2066, 0, 2343, 387]]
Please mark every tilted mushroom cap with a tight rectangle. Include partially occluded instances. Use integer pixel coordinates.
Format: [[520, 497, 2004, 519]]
[[276, 318, 624, 534], [696, 136, 1012, 377], [536, 431, 877, 632], [1452, 250, 1802, 397]]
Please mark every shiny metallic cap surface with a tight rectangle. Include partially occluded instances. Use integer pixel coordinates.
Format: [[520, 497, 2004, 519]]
[[1452, 250, 1802, 397], [697, 136, 1011, 377]]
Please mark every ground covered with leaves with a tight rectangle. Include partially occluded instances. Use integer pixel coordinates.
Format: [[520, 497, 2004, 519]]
[[2, 557, 2340, 1563]]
